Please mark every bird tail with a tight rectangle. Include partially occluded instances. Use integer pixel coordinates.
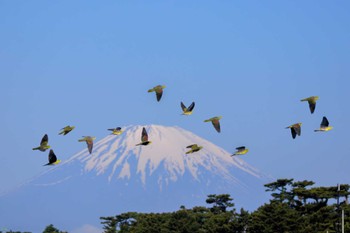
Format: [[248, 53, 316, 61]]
[[147, 88, 154, 93], [78, 139, 85, 142], [58, 131, 64, 135], [54, 160, 61, 165], [300, 98, 308, 102], [204, 119, 211, 122], [32, 147, 39, 150]]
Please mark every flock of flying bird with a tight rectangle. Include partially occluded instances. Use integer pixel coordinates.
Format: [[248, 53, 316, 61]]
[[286, 96, 333, 139], [32, 85, 332, 166]]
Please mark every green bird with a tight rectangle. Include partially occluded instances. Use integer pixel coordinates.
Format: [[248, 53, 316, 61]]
[[136, 127, 152, 146], [108, 127, 123, 135], [314, 116, 333, 132], [185, 144, 203, 154], [301, 96, 319, 114], [44, 149, 61, 166], [231, 146, 249, 156], [286, 123, 302, 139], [59, 125, 75, 135], [181, 101, 195, 115], [204, 116, 222, 133], [78, 136, 96, 154], [32, 134, 51, 152], [148, 85, 166, 102]]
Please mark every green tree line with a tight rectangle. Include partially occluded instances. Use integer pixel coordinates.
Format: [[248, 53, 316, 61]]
[[101, 179, 350, 233], [5, 179, 350, 233]]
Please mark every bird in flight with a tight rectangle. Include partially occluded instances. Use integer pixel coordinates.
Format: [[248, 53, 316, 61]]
[[185, 144, 203, 154], [44, 149, 61, 166], [78, 136, 96, 154], [204, 116, 222, 133], [314, 116, 333, 132], [108, 127, 123, 135], [59, 125, 75, 136], [32, 134, 51, 152], [301, 96, 319, 114], [181, 101, 195, 115], [231, 146, 249, 156], [148, 85, 166, 102], [286, 123, 302, 139], [136, 127, 152, 146]]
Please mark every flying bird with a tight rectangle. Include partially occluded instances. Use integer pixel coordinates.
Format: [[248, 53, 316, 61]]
[[286, 123, 302, 139], [136, 127, 152, 146], [314, 116, 333, 132], [44, 149, 61, 166], [301, 96, 319, 114], [148, 85, 166, 102], [78, 136, 96, 154], [32, 134, 51, 152], [231, 146, 249, 156], [181, 101, 195, 115], [108, 127, 123, 135], [59, 125, 75, 135], [204, 116, 222, 133], [185, 144, 203, 154]]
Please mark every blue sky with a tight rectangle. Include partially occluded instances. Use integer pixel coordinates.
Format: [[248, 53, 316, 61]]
[[1, 0, 350, 202]]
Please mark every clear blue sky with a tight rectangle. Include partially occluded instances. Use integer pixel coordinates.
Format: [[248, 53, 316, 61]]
[[1, 1, 350, 195]]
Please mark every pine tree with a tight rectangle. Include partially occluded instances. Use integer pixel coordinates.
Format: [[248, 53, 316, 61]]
[[42, 224, 66, 233], [205, 194, 234, 213]]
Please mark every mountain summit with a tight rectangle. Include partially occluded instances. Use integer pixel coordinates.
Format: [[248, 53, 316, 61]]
[[1, 125, 271, 232], [72, 125, 263, 186]]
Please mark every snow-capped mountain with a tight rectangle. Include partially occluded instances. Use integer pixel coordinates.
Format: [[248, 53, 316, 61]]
[[0, 125, 271, 232]]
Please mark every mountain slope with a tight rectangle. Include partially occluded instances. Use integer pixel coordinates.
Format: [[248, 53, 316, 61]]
[[0, 125, 271, 232]]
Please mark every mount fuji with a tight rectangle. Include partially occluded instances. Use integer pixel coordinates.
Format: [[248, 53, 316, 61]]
[[0, 125, 271, 232]]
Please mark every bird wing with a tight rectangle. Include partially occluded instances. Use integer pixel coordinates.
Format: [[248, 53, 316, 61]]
[[41, 134, 49, 146], [86, 138, 93, 154], [188, 102, 195, 111], [48, 149, 57, 164], [116, 127, 122, 131], [62, 126, 71, 131], [186, 144, 196, 149], [321, 117, 329, 127], [308, 101, 316, 114], [291, 128, 297, 139], [141, 127, 148, 142], [181, 102, 187, 111], [212, 119, 221, 133], [236, 146, 246, 151], [294, 124, 301, 136], [156, 89, 163, 102]]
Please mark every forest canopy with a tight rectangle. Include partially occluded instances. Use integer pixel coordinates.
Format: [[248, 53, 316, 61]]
[[101, 178, 350, 233]]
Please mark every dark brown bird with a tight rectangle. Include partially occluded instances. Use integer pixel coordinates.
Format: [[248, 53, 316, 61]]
[[185, 144, 203, 154], [44, 149, 61, 166], [136, 127, 152, 146], [204, 116, 222, 133], [78, 136, 96, 154], [148, 85, 166, 102], [286, 123, 302, 139], [301, 96, 319, 114]]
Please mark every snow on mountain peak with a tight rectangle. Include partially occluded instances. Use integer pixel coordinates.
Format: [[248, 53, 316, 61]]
[[64, 125, 263, 188]]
